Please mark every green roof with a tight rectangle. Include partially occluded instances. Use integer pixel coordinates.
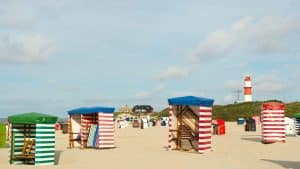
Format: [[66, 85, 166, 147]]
[[8, 112, 58, 124], [294, 113, 300, 118]]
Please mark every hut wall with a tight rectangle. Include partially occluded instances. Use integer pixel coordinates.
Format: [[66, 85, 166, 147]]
[[70, 115, 81, 147], [168, 105, 177, 150], [295, 118, 300, 136], [10, 124, 36, 165], [198, 106, 212, 153], [0, 123, 6, 148], [35, 123, 55, 165], [98, 113, 115, 148]]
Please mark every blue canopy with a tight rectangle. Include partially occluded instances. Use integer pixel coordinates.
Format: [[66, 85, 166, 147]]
[[68, 107, 115, 115], [168, 96, 214, 107]]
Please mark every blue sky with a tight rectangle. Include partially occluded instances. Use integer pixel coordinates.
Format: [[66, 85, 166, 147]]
[[0, 0, 300, 117]]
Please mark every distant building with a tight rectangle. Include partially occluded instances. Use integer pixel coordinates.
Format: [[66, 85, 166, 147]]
[[132, 105, 153, 113], [118, 104, 131, 113], [244, 75, 253, 102]]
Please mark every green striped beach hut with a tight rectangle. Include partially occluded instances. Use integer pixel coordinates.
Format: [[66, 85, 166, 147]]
[[8, 112, 58, 165]]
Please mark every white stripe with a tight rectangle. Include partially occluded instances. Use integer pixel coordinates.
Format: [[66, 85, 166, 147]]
[[199, 134, 211, 137], [98, 122, 114, 125], [35, 153, 55, 157], [263, 110, 284, 113], [99, 133, 115, 136], [199, 128, 211, 132], [98, 117, 113, 121], [198, 144, 211, 148], [36, 143, 55, 147], [36, 133, 55, 137], [99, 126, 114, 129], [263, 114, 284, 117], [199, 117, 211, 121], [36, 162, 55, 165], [264, 138, 285, 141], [199, 123, 211, 126], [99, 129, 114, 132], [35, 148, 55, 151], [36, 124, 55, 127], [98, 113, 113, 117], [198, 139, 211, 142], [263, 122, 285, 125], [263, 133, 285, 137], [263, 126, 285, 129], [199, 112, 212, 116], [35, 157, 54, 162], [36, 129, 54, 132], [199, 107, 212, 110], [263, 130, 285, 133]]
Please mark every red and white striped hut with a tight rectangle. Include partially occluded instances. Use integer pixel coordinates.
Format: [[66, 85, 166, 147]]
[[167, 96, 214, 153], [67, 107, 115, 149], [261, 102, 285, 143]]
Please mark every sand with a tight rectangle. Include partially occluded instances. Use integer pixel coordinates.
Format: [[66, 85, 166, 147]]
[[0, 122, 299, 169]]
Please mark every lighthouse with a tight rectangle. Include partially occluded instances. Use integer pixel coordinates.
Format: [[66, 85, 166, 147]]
[[244, 75, 252, 102]]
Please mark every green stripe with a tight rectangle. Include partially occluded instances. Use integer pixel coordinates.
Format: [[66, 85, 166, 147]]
[[35, 131, 55, 134], [36, 156, 54, 159], [35, 136, 55, 139], [35, 160, 55, 164], [35, 150, 55, 153], [36, 126, 54, 129], [36, 146, 54, 149]]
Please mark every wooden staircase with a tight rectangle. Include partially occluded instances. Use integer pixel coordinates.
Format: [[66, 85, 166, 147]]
[[178, 124, 197, 151]]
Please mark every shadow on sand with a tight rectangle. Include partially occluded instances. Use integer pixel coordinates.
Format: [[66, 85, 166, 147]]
[[55, 150, 63, 165], [240, 137, 262, 143], [261, 159, 300, 169]]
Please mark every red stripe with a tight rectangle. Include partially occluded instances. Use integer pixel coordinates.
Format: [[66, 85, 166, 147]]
[[263, 124, 285, 126], [263, 132, 285, 134], [99, 139, 114, 141], [98, 124, 114, 126], [262, 128, 285, 130], [262, 112, 284, 114], [263, 120, 284, 122], [199, 109, 212, 112], [198, 141, 211, 145], [199, 131, 211, 134], [199, 115, 212, 118], [198, 147, 211, 151], [98, 120, 114, 122], [199, 126, 211, 129], [199, 120, 211, 123], [199, 136, 211, 139], [98, 143, 114, 145], [263, 136, 285, 138]]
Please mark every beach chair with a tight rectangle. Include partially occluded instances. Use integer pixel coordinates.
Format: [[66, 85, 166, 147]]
[[13, 139, 35, 164]]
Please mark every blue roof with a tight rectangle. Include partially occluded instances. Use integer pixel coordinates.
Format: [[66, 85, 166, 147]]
[[68, 107, 115, 115], [168, 96, 214, 107]]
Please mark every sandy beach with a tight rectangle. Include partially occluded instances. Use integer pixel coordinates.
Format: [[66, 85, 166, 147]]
[[0, 122, 299, 169]]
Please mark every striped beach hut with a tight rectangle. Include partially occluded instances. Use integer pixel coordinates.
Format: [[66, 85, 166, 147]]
[[261, 102, 285, 143], [167, 96, 214, 153], [67, 107, 115, 149], [8, 112, 58, 165], [294, 113, 300, 136], [0, 123, 6, 148]]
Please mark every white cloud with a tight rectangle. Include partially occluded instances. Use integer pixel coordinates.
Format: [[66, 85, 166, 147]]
[[156, 66, 189, 80], [190, 16, 300, 62], [224, 80, 243, 89], [0, 35, 56, 64]]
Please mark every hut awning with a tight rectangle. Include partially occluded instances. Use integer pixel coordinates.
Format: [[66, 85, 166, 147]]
[[68, 107, 115, 115], [168, 96, 214, 107], [8, 112, 58, 124]]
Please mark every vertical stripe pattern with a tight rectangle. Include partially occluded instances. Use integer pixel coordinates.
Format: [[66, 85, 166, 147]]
[[198, 106, 212, 153], [262, 103, 285, 143], [80, 114, 97, 148], [168, 105, 173, 150], [35, 123, 55, 165], [98, 113, 115, 148], [296, 118, 300, 136]]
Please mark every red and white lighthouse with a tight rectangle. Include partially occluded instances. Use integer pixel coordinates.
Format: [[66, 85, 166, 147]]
[[244, 75, 252, 102]]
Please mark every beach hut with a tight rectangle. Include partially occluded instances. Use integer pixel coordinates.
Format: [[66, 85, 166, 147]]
[[0, 123, 6, 148], [8, 112, 58, 165], [245, 118, 256, 131], [67, 107, 115, 149], [252, 115, 261, 125], [284, 117, 295, 135], [293, 113, 300, 136], [167, 96, 214, 153], [261, 102, 285, 143]]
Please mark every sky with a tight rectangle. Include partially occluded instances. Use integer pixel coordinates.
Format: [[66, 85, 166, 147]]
[[0, 0, 300, 117]]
